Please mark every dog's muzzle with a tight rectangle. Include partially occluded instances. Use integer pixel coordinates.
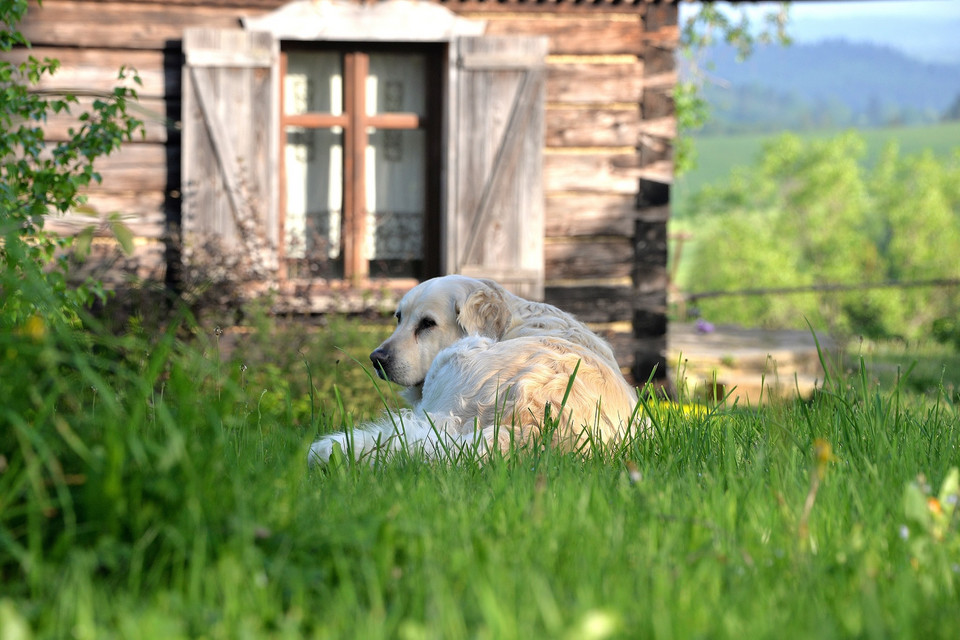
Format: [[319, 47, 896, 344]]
[[370, 347, 391, 380]]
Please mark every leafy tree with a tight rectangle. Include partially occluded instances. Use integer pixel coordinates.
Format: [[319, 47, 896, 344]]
[[0, 0, 143, 328], [682, 133, 960, 340], [676, 1, 792, 174]]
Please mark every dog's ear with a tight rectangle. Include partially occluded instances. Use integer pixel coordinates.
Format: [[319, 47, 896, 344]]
[[456, 285, 510, 339]]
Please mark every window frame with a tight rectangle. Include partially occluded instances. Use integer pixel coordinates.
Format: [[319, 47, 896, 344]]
[[277, 41, 445, 286]]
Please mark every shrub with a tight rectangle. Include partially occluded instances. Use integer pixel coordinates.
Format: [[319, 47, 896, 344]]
[[683, 133, 960, 341], [0, 0, 143, 328]]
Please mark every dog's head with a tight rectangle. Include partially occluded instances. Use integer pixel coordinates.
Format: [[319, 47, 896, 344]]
[[370, 275, 511, 387]]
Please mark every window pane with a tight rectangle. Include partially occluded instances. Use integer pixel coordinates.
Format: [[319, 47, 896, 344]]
[[365, 128, 425, 277], [366, 53, 426, 116], [284, 126, 344, 278], [285, 51, 342, 115]]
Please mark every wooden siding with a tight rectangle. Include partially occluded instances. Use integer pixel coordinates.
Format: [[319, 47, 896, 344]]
[[12, 0, 677, 382], [453, 6, 677, 382], [447, 36, 548, 299]]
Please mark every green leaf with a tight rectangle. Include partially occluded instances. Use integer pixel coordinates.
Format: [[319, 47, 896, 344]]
[[904, 482, 931, 528], [73, 226, 94, 260], [73, 204, 99, 217], [938, 467, 959, 518], [108, 216, 135, 255]]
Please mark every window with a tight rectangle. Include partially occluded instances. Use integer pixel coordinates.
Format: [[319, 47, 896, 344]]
[[279, 44, 443, 283], [182, 22, 546, 302]]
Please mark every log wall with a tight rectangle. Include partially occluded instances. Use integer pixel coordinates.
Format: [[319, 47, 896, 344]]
[[450, 2, 677, 381], [11, 0, 677, 382]]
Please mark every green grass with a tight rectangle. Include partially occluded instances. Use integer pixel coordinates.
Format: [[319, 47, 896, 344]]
[[674, 120, 960, 218], [2, 311, 960, 639]]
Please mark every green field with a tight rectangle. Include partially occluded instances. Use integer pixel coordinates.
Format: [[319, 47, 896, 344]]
[[674, 121, 960, 218], [3, 310, 960, 639]]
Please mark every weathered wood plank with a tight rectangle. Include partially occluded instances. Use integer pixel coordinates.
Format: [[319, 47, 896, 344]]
[[59, 0, 284, 7], [547, 62, 644, 104], [450, 35, 547, 300], [79, 143, 175, 192], [611, 153, 674, 184], [545, 194, 636, 237], [450, 2, 649, 15], [546, 110, 675, 161], [180, 28, 280, 272], [546, 107, 641, 147], [607, 332, 639, 372], [636, 115, 675, 139], [635, 204, 670, 223], [544, 284, 634, 323], [545, 238, 633, 279], [643, 3, 678, 33], [1, 48, 178, 100], [482, 17, 643, 56], [20, 1, 245, 49], [44, 192, 170, 239], [633, 292, 668, 335], [546, 152, 672, 193], [19, 1, 652, 52]]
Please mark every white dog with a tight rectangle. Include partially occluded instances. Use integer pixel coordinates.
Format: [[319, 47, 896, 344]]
[[308, 276, 643, 464]]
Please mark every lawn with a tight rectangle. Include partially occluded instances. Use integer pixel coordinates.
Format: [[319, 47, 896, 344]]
[[2, 311, 959, 639]]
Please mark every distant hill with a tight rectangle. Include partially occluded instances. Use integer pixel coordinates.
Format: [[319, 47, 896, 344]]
[[686, 40, 960, 134]]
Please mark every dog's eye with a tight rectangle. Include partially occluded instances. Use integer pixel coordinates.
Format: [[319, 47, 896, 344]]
[[416, 317, 436, 333], [395, 312, 401, 324]]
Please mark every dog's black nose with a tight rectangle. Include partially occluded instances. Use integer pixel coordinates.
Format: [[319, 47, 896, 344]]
[[370, 348, 390, 379]]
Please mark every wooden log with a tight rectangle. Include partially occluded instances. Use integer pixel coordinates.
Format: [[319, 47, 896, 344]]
[[18, 0, 654, 52], [482, 16, 643, 56], [44, 191, 170, 239], [1, 48, 179, 100], [635, 204, 670, 224], [449, 1, 651, 15], [636, 115, 675, 139], [545, 237, 633, 279], [605, 332, 637, 369], [632, 292, 667, 336], [545, 152, 671, 193], [643, 3, 678, 33], [544, 284, 634, 323], [79, 142, 176, 192], [545, 194, 636, 237], [58, 0, 285, 8], [546, 107, 642, 148], [547, 61, 644, 104], [20, 1, 246, 50], [611, 152, 674, 184]]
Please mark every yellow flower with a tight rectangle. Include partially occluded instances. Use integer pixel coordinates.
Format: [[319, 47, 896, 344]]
[[23, 314, 46, 341], [814, 438, 836, 466]]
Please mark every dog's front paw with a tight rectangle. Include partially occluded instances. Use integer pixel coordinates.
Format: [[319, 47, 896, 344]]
[[307, 433, 347, 466]]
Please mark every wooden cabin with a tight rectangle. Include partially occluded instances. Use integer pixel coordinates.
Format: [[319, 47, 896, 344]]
[[14, 0, 676, 384]]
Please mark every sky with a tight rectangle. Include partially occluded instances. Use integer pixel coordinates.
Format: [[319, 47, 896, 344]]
[[680, 1, 960, 63]]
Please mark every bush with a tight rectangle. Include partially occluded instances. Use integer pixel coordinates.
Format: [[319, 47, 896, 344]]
[[0, 0, 143, 328], [682, 132, 960, 341]]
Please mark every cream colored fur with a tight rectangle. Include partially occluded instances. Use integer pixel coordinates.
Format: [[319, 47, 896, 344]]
[[308, 276, 643, 464]]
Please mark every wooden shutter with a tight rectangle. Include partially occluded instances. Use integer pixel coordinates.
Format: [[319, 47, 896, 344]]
[[181, 28, 279, 276], [446, 36, 547, 300]]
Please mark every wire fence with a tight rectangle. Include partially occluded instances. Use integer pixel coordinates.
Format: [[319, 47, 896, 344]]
[[681, 277, 960, 305]]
